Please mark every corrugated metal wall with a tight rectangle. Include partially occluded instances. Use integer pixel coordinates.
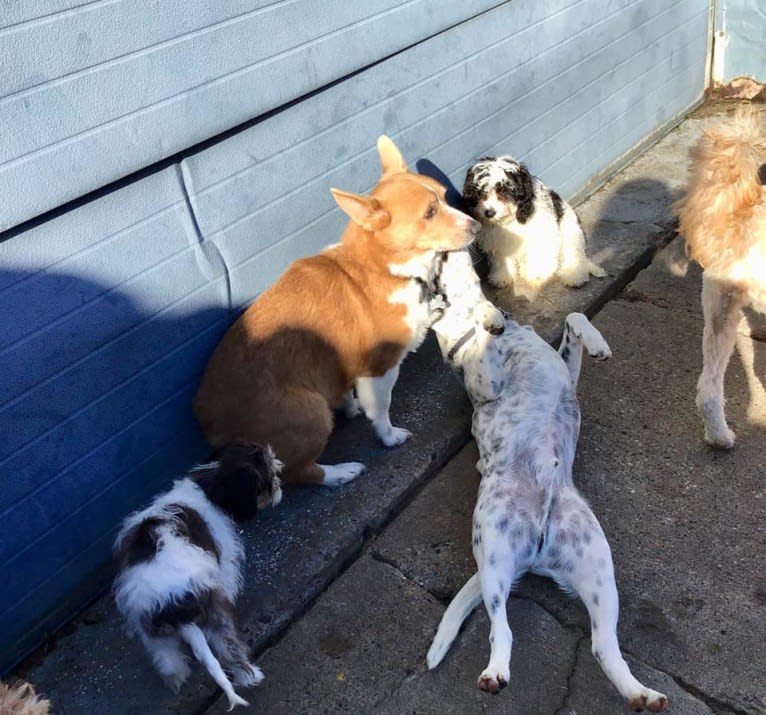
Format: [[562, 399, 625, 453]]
[[0, 0, 709, 672], [715, 1, 766, 82]]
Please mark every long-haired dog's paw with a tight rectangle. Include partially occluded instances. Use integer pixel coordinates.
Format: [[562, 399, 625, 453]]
[[233, 663, 264, 687], [163, 664, 192, 694], [488, 274, 512, 289], [558, 270, 590, 288]]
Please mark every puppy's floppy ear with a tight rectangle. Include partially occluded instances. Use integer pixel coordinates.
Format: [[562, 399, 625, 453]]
[[331, 189, 391, 231], [511, 163, 536, 224], [462, 172, 482, 212], [377, 135, 408, 175]]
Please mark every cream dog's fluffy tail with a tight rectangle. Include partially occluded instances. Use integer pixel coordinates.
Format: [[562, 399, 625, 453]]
[[426, 572, 483, 669]]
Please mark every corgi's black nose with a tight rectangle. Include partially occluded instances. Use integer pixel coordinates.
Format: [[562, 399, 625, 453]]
[[484, 207, 496, 218]]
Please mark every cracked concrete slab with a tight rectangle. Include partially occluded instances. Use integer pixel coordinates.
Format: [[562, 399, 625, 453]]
[[206, 553, 580, 715], [377, 598, 578, 715], [206, 556, 446, 714], [560, 640, 713, 715]]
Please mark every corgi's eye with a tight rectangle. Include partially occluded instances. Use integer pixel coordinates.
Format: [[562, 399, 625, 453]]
[[424, 204, 438, 220]]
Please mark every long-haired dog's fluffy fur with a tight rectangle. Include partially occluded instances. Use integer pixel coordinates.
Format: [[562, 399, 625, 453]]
[[463, 156, 605, 300], [113, 442, 282, 709], [674, 105, 766, 448], [427, 251, 667, 712], [0, 680, 51, 715]]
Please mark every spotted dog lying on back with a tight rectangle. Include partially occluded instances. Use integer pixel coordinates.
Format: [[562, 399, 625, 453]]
[[463, 156, 605, 300], [114, 442, 282, 710], [426, 250, 667, 712]]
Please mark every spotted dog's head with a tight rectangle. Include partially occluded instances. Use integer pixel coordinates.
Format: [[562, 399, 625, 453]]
[[462, 156, 536, 226], [191, 441, 283, 522]]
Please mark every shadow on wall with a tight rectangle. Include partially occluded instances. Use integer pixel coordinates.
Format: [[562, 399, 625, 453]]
[[415, 158, 466, 212], [0, 265, 231, 674]]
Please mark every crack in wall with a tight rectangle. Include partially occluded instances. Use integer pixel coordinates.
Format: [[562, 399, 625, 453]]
[[175, 161, 233, 311]]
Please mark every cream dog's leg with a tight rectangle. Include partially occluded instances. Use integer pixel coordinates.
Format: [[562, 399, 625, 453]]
[[696, 273, 749, 448]]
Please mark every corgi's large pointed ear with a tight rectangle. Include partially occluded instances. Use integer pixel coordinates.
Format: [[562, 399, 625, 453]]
[[377, 135, 408, 175], [331, 188, 391, 231]]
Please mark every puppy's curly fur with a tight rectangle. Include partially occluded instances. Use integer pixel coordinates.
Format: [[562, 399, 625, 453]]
[[462, 156, 605, 300], [674, 105, 766, 447], [0, 681, 51, 715]]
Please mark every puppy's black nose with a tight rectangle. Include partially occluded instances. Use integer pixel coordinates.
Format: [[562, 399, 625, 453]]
[[484, 207, 496, 219]]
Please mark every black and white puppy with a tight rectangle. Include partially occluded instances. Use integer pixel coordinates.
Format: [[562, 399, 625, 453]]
[[427, 251, 667, 713], [114, 442, 282, 710], [463, 156, 605, 299]]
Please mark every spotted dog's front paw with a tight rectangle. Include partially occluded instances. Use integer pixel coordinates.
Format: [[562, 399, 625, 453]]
[[588, 339, 612, 361], [475, 301, 505, 336], [628, 688, 668, 713], [566, 313, 611, 360], [477, 668, 509, 694]]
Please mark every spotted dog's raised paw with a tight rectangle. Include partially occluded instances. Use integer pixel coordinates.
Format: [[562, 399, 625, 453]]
[[475, 301, 505, 336]]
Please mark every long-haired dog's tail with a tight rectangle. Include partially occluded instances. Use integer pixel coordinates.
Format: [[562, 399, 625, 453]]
[[426, 572, 482, 669], [674, 105, 766, 269], [179, 624, 249, 710]]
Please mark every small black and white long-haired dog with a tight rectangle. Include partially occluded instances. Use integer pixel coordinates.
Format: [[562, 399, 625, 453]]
[[463, 156, 605, 300], [113, 442, 282, 710]]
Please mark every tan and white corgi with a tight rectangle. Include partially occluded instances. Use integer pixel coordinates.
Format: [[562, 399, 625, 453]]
[[193, 136, 479, 486]]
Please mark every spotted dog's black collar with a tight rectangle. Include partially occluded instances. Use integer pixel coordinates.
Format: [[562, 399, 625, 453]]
[[447, 326, 477, 362]]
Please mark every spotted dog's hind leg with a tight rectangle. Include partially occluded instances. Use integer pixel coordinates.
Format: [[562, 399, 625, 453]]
[[558, 312, 611, 389], [475, 539, 518, 694], [543, 491, 668, 712]]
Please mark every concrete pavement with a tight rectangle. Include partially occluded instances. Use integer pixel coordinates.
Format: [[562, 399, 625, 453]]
[[19, 101, 766, 714]]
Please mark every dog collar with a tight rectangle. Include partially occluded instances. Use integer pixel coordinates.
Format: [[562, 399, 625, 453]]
[[447, 326, 476, 362], [417, 252, 448, 302]]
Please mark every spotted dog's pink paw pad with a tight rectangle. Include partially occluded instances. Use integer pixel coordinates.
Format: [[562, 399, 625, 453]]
[[477, 671, 507, 694], [629, 691, 668, 713]]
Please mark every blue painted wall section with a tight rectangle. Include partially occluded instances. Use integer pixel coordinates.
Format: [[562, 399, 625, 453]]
[[0, 0, 709, 672], [716, 1, 766, 82]]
